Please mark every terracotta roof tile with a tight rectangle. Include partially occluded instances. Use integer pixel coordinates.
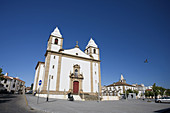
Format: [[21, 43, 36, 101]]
[[2, 75, 25, 83], [107, 82, 134, 87]]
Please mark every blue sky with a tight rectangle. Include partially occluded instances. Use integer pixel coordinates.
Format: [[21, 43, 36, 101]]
[[0, 0, 170, 88]]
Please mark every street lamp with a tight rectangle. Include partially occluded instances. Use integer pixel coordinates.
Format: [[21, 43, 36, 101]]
[[125, 87, 127, 100], [46, 75, 51, 102], [97, 83, 100, 102]]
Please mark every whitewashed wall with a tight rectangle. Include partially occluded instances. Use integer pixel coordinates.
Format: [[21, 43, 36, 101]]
[[38, 64, 45, 91], [47, 55, 59, 91], [33, 66, 39, 91], [93, 62, 99, 92], [59, 57, 91, 92], [33, 63, 45, 91]]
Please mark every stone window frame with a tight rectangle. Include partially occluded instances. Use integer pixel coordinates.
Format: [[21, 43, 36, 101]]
[[94, 49, 96, 54], [54, 38, 58, 45]]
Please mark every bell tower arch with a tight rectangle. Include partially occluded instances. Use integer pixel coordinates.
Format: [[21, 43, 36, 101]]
[[85, 38, 100, 60], [47, 27, 63, 52]]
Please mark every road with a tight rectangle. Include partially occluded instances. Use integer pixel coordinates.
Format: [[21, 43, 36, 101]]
[[0, 94, 43, 113]]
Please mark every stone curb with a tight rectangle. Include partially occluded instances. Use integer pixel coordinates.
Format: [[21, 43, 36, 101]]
[[24, 94, 35, 110]]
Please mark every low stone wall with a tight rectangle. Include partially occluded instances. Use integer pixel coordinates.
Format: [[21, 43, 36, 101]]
[[36, 94, 67, 99], [102, 96, 119, 101], [36, 94, 82, 100]]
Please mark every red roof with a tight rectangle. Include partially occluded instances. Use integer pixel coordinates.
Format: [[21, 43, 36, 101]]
[[13, 77, 25, 83], [2, 75, 25, 83], [2, 75, 13, 80], [107, 81, 133, 87], [146, 89, 152, 91]]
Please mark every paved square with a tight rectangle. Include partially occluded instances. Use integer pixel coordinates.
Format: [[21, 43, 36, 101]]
[[26, 95, 170, 113]]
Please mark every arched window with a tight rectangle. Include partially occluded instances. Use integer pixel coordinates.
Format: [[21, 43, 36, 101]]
[[94, 49, 96, 54], [75, 69, 78, 77], [55, 39, 58, 44]]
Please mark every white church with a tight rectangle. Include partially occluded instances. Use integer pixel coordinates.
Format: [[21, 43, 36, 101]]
[[33, 27, 101, 99]]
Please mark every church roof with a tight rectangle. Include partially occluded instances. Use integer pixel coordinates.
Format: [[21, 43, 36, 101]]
[[51, 26, 62, 37], [61, 47, 91, 59], [86, 38, 98, 49]]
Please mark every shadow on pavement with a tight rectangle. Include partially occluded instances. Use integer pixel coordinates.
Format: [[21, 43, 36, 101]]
[[0, 94, 17, 104], [154, 108, 170, 113], [0, 94, 17, 98], [0, 99, 11, 104], [47, 99, 58, 102], [37, 99, 58, 104]]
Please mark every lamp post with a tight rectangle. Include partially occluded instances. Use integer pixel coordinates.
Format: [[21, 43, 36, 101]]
[[125, 87, 127, 100], [97, 83, 100, 102], [46, 75, 51, 102]]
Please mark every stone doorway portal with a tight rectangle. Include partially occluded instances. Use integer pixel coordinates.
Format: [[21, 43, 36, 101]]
[[73, 81, 79, 94], [69, 64, 84, 94]]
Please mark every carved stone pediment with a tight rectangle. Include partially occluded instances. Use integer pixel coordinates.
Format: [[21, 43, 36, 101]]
[[70, 73, 84, 79]]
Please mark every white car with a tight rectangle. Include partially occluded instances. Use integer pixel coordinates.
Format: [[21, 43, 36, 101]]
[[155, 97, 170, 103]]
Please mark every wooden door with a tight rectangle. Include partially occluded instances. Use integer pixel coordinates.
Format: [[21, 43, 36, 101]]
[[73, 81, 79, 94]]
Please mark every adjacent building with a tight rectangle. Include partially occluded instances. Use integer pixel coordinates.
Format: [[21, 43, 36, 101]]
[[33, 27, 101, 99], [0, 73, 25, 94], [102, 74, 145, 99]]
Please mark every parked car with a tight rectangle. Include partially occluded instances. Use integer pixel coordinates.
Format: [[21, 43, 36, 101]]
[[155, 97, 170, 103], [26, 90, 33, 94]]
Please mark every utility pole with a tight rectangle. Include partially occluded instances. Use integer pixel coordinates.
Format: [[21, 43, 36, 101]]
[[37, 87, 39, 104], [125, 87, 127, 100], [37, 80, 42, 104], [97, 83, 100, 102], [46, 75, 51, 102]]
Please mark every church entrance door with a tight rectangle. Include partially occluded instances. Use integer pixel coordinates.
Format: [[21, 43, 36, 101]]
[[73, 81, 79, 94]]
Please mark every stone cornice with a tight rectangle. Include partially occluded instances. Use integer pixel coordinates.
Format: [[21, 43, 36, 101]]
[[44, 50, 101, 62], [35, 61, 45, 70]]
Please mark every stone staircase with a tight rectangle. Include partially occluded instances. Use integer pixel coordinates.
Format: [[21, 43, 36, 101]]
[[73, 95, 82, 101], [80, 93, 98, 101]]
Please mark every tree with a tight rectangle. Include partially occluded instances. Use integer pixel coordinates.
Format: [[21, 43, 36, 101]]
[[125, 89, 133, 97], [133, 90, 139, 96], [152, 83, 159, 99], [158, 87, 166, 97], [0, 68, 4, 81], [145, 90, 154, 98], [165, 89, 170, 96], [148, 91, 154, 98], [145, 90, 149, 98]]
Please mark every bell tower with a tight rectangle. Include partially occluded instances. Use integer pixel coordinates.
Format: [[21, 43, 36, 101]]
[[47, 27, 63, 52], [85, 38, 100, 60]]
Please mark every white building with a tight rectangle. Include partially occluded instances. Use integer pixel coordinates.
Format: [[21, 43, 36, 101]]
[[0, 73, 25, 94], [132, 83, 145, 98], [33, 27, 101, 99], [103, 74, 145, 99]]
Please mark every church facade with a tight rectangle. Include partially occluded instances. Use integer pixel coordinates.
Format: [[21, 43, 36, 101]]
[[33, 27, 101, 97]]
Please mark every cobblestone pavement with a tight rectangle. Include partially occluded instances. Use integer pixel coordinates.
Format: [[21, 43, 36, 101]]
[[26, 94, 170, 113]]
